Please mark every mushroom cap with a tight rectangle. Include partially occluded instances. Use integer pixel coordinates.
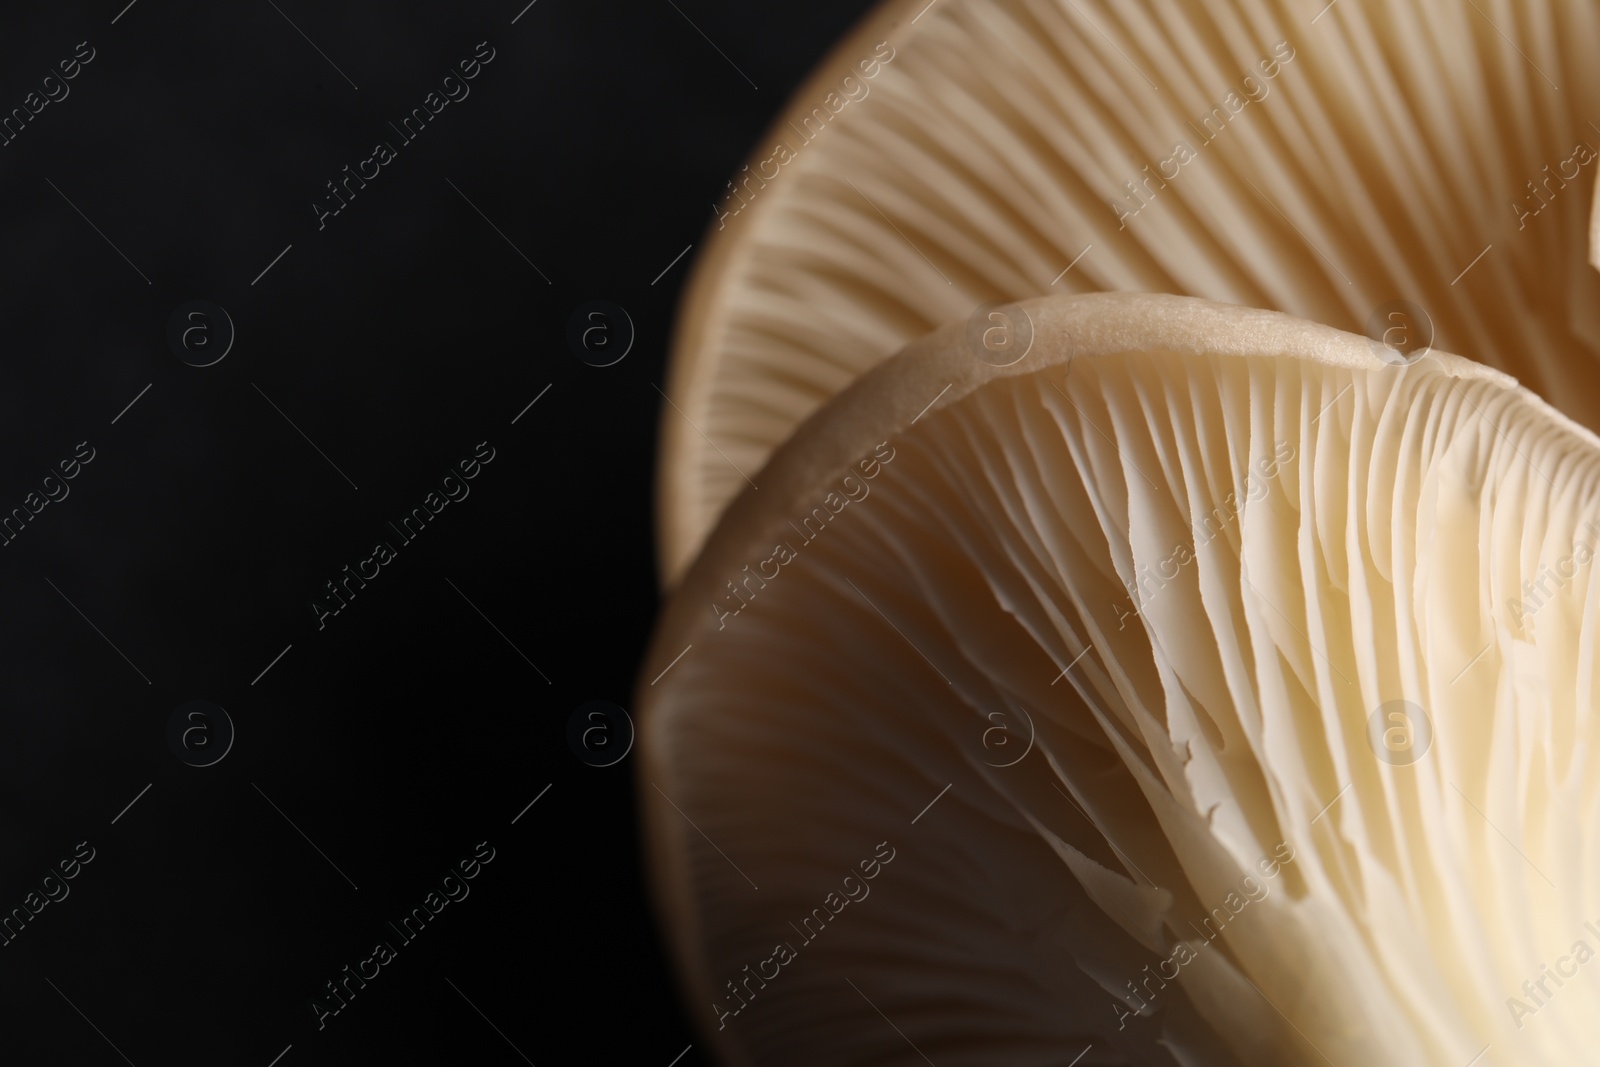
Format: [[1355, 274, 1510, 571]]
[[641, 292, 1600, 1065], [657, 0, 1600, 587]]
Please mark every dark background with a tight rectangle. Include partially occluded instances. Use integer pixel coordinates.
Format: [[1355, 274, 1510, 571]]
[[0, 0, 871, 1062]]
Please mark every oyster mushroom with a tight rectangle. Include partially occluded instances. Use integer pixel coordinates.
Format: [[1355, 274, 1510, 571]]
[[658, 0, 1600, 587], [641, 293, 1600, 1065]]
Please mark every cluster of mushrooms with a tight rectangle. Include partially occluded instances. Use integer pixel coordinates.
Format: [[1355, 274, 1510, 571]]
[[638, 0, 1600, 1063]]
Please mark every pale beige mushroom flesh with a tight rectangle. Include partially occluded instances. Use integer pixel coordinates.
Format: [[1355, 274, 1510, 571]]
[[644, 293, 1600, 1065]]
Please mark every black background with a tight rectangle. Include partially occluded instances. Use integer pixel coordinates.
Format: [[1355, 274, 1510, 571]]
[[0, 0, 872, 1062]]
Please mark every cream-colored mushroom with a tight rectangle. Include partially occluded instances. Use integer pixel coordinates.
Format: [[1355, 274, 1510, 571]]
[[642, 293, 1600, 1065]]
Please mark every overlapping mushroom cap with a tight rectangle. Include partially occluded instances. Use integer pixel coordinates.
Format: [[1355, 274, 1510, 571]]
[[659, 0, 1600, 586], [645, 294, 1600, 1065], [642, 0, 1600, 1063]]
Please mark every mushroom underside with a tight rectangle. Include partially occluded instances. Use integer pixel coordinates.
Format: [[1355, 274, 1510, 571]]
[[643, 294, 1600, 1067]]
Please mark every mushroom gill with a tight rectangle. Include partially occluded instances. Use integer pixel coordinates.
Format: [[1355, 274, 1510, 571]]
[[641, 293, 1600, 1065], [659, 0, 1600, 587]]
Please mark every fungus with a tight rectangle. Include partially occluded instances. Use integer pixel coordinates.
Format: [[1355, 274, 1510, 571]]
[[658, 0, 1600, 587], [643, 293, 1600, 1065]]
